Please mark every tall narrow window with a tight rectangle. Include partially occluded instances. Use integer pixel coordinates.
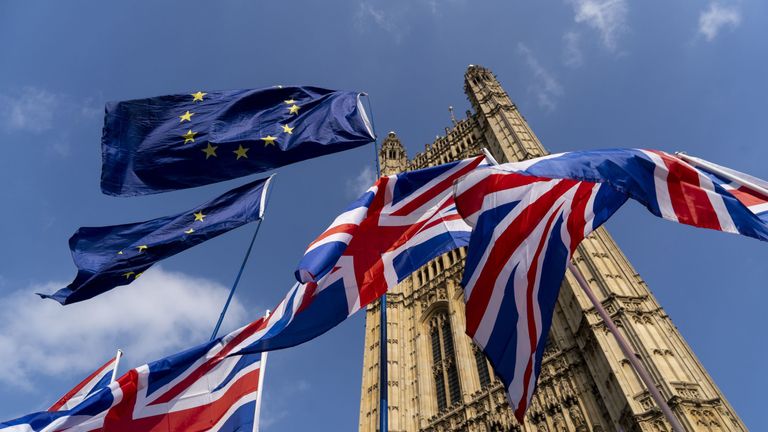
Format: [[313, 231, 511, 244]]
[[442, 319, 461, 404], [430, 325, 447, 411], [429, 311, 462, 412], [474, 347, 491, 388]]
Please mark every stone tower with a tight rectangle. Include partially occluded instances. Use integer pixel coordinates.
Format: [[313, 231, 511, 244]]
[[358, 66, 746, 432]]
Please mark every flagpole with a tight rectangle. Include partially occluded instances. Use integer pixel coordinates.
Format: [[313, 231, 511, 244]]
[[566, 261, 685, 432], [253, 309, 270, 432], [109, 349, 123, 384], [363, 93, 387, 432], [210, 176, 275, 341]]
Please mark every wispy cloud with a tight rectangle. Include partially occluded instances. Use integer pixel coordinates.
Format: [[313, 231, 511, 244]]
[[0, 267, 248, 391], [0, 87, 59, 133], [354, 0, 462, 42], [355, 2, 406, 43], [517, 43, 564, 112], [0, 87, 101, 159], [567, 0, 628, 51], [698, 2, 741, 41], [562, 31, 584, 67], [346, 164, 377, 199]]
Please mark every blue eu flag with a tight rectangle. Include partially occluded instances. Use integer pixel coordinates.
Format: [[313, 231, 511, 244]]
[[101, 86, 374, 196], [39, 176, 273, 305]]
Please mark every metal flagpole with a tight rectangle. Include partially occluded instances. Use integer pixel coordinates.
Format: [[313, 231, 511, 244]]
[[362, 93, 387, 432], [253, 309, 270, 432], [566, 261, 685, 432], [210, 176, 275, 341], [109, 349, 123, 384]]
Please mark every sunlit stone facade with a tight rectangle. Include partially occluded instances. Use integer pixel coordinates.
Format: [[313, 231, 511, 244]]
[[358, 66, 746, 432]]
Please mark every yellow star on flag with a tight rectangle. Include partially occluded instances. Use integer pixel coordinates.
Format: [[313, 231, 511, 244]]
[[179, 111, 194, 122], [185, 228, 195, 234], [234, 145, 250, 159], [194, 211, 206, 222], [261, 135, 277, 146], [284, 99, 296, 105], [281, 124, 294, 134], [201, 143, 218, 159], [123, 271, 135, 279], [191, 91, 207, 102], [135, 272, 143, 279], [288, 104, 300, 115], [137, 245, 148, 252], [117, 250, 124, 255], [182, 130, 197, 144]]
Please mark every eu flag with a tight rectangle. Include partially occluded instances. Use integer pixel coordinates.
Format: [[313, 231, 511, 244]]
[[39, 176, 273, 305], [101, 86, 374, 196]]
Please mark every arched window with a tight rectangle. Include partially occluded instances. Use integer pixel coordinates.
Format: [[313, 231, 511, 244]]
[[429, 311, 462, 411], [473, 346, 492, 389]]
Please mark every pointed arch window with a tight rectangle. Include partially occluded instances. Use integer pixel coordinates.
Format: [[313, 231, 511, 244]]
[[473, 346, 492, 389], [429, 310, 462, 411]]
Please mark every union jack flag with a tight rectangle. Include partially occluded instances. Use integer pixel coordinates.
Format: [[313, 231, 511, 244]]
[[1, 321, 269, 432], [48, 354, 120, 412], [453, 149, 768, 421], [454, 166, 626, 421], [512, 149, 768, 241], [297, 156, 487, 304], [234, 156, 489, 357]]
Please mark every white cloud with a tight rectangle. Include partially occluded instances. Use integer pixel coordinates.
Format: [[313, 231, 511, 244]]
[[568, 0, 628, 51], [346, 165, 377, 198], [0, 87, 100, 159], [0, 267, 248, 391], [698, 3, 741, 41], [0, 87, 59, 133], [517, 44, 564, 112], [563, 31, 584, 67], [355, 2, 405, 43], [354, 0, 462, 42]]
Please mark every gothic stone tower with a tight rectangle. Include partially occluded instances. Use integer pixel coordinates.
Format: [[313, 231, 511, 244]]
[[358, 66, 746, 432]]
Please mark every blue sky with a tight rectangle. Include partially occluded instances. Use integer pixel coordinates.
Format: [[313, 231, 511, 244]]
[[1, 0, 766, 429]]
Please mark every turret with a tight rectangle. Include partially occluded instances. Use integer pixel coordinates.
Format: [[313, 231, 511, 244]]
[[378, 131, 408, 175]]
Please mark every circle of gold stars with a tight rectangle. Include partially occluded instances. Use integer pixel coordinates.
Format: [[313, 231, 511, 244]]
[[181, 90, 301, 160]]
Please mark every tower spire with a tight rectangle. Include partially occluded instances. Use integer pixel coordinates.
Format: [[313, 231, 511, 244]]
[[359, 66, 747, 432], [464, 64, 546, 161]]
